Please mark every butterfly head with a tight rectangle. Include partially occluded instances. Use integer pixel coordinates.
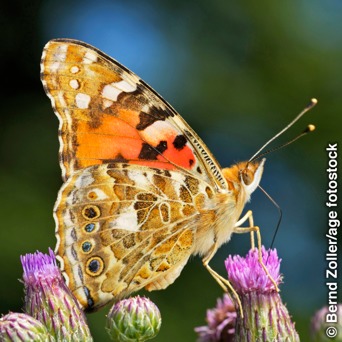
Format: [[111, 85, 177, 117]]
[[222, 158, 265, 203]]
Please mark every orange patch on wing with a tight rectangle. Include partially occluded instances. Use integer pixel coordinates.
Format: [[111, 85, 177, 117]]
[[73, 111, 196, 172], [115, 108, 141, 129], [75, 114, 143, 164]]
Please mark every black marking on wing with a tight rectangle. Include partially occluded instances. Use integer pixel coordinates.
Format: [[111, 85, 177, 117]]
[[138, 141, 168, 160], [173, 135, 187, 150], [83, 286, 95, 312], [102, 154, 129, 164]]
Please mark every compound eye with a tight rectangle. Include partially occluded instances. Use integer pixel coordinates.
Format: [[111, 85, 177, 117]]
[[242, 168, 254, 185]]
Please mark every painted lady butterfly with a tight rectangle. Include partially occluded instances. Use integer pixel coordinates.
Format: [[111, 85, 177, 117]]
[[41, 39, 278, 312]]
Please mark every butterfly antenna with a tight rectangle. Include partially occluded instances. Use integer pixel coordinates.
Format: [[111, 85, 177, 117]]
[[258, 185, 282, 258], [249, 98, 317, 163], [251, 124, 315, 162]]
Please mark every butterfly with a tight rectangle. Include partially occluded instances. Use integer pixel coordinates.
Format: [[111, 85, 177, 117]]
[[41, 39, 271, 312]]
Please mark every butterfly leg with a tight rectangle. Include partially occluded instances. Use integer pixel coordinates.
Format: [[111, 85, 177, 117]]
[[234, 210, 280, 292], [202, 245, 244, 316]]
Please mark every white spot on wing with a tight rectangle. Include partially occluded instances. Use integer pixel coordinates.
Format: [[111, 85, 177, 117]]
[[170, 171, 185, 185], [140, 120, 181, 146], [110, 209, 139, 231], [102, 99, 113, 109], [141, 104, 150, 112], [75, 93, 91, 109], [115, 80, 137, 92], [69, 79, 80, 90], [83, 51, 98, 64], [102, 80, 137, 102], [102, 84, 121, 102], [70, 66, 80, 74], [88, 188, 108, 200], [127, 170, 149, 188], [75, 171, 95, 188]]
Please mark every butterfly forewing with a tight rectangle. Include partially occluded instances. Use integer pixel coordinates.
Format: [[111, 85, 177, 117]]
[[41, 39, 227, 190]]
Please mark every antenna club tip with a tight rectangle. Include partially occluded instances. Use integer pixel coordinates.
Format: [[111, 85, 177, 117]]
[[306, 124, 316, 132], [311, 98, 318, 105]]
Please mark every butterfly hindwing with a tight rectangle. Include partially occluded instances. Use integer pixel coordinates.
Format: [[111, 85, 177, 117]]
[[55, 163, 207, 310]]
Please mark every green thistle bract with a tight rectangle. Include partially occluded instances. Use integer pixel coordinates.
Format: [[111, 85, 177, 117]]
[[106, 296, 161, 342]]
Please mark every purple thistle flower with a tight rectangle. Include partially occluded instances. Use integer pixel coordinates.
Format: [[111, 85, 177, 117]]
[[224, 247, 299, 341], [225, 247, 281, 294], [195, 294, 237, 342], [21, 249, 93, 341], [106, 296, 161, 341], [0, 312, 51, 341]]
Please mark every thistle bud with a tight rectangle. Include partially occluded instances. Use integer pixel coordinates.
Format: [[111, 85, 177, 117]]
[[0, 312, 51, 342], [106, 296, 161, 342]]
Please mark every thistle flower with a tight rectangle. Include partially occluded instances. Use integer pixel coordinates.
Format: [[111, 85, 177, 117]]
[[225, 247, 281, 294], [106, 296, 161, 342], [0, 312, 51, 342], [310, 304, 342, 341], [195, 293, 237, 342], [21, 249, 93, 341], [225, 247, 299, 342]]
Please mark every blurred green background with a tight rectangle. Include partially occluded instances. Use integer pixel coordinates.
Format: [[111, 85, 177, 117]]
[[0, 1, 340, 340]]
